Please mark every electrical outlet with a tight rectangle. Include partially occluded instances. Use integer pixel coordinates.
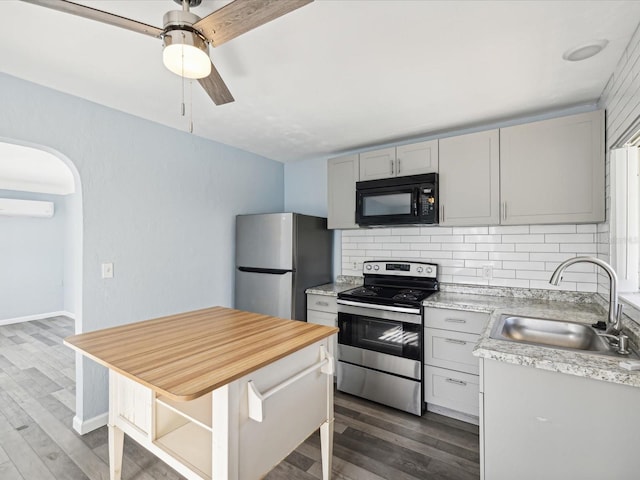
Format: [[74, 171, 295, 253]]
[[353, 261, 357, 270], [101, 262, 114, 279], [482, 265, 493, 280]]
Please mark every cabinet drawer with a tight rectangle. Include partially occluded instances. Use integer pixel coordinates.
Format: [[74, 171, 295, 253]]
[[425, 328, 479, 375], [307, 294, 337, 313], [424, 307, 489, 334], [307, 309, 336, 327], [424, 365, 479, 417]]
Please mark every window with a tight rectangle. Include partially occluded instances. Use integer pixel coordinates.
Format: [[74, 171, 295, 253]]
[[610, 144, 639, 293]]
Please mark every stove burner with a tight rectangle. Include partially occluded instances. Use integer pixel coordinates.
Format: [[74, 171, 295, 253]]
[[392, 292, 419, 301], [338, 266, 438, 309], [398, 289, 424, 295], [351, 286, 382, 297]]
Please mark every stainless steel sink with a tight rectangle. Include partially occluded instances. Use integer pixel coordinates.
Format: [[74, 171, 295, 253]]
[[490, 314, 638, 359]]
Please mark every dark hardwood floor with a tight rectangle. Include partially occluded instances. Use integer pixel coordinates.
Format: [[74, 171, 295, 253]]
[[0, 317, 479, 479]]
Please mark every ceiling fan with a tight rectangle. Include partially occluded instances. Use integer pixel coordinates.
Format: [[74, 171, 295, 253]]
[[19, 0, 313, 105]]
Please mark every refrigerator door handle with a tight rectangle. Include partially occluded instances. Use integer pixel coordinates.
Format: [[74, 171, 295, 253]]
[[238, 266, 294, 275]]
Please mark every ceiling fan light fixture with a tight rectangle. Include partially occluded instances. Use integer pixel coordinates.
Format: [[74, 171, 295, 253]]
[[162, 29, 211, 79]]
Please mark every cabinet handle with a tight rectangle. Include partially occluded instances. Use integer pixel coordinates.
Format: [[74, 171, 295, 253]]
[[445, 318, 466, 324], [390, 159, 394, 175], [502, 202, 507, 221], [397, 159, 401, 174], [445, 338, 467, 345], [440, 204, 445, 222], [446, 378, 467, 386], [315, 301, 329, 307]]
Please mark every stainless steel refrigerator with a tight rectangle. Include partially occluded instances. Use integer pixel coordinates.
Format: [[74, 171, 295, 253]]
[[235, 213, 332, 321]]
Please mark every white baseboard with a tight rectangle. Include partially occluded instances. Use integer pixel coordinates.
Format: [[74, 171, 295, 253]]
[[73, 412, 108, 435], [0, 310, 75, 326], [426, 404, 479, 426]]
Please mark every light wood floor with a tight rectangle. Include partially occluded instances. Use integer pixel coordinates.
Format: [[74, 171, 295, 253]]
[[0, 317, 479, 480]]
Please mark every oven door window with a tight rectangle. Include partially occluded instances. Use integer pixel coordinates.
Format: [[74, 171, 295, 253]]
[[339, 314, 421, 361]]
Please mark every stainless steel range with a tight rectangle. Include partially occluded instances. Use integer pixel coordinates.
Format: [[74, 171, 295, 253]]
[[336, 260, 438, 416]]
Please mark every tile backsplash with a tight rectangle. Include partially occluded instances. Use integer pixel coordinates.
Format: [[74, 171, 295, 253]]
[[341, 224, 600, 292]]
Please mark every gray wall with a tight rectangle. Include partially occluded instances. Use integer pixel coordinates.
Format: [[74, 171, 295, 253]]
[[0, 189, 66, 320], [0, 73, 284, 423], [284, 157, 341, 279]]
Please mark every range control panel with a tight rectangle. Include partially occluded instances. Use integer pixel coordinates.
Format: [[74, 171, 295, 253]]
[[363, 261, 437, 278]]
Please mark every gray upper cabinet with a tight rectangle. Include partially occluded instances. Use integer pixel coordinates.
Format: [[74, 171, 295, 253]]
[[327, 154, 359, 229], [500, 110, 604, 225], [359, 147, 396, 181], [326, 110, 605, 230], [359, 140, 438, 181], [396, 140, 439, 177], [439, 130, 500, 226]]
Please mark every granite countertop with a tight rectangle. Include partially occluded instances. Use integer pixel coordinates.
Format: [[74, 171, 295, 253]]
[[423, 286, 640, 389], [305, 275, 363, 296]]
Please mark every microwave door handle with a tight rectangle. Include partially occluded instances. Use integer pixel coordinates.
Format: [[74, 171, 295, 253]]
[[413, 190, 419, 216]]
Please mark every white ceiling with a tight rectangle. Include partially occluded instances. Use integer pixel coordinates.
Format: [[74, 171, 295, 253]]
[[1, 0, 639, 163]]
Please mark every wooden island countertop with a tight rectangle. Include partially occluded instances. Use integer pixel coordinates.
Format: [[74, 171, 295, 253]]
[[64, 306, 338, 402]]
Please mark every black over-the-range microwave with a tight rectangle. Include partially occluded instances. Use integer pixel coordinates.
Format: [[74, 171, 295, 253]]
[[355, 173, 439, 226]]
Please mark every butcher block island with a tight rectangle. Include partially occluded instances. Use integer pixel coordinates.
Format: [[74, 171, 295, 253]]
[[64, 306, 338, 480]]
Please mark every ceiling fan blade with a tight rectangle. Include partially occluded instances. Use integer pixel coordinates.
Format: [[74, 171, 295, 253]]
[[194, 0, 313, 47], [198, 61, 235, 105], [19, 0, 164, 38]]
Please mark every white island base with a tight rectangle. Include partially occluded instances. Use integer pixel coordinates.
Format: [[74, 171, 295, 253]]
[[107, 340, 334, 480]]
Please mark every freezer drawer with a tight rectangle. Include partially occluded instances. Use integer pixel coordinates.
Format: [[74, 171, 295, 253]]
[[236, 213, 293, 270], [235, 269, 293, 319]]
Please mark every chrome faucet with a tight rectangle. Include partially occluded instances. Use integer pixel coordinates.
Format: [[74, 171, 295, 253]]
[[549, 256, 624, 334]]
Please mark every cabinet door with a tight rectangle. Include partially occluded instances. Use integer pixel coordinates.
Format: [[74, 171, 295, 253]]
[[439, 130, 500, 226], [327, 154, 359, 229], [396, 140, 439, 176], [307, 309, 337, 361], [482, 359, 640, 479], [500, 110, 604, 225], [359, 147, 396, 181]]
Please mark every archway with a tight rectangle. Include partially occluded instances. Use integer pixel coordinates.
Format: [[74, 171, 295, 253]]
[[0, 138, 83, 333]]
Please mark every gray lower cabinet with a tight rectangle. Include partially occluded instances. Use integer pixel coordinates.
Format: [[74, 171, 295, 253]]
[[307, 293, 338, 364], [423, 307, 489, 423], [481, 358, 640, 479]]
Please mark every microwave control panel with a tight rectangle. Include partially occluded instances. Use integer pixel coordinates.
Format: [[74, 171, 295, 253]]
[[420, 186, 437, 218]]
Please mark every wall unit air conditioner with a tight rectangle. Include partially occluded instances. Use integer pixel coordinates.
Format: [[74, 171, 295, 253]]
[[0, 198, 54, 218]]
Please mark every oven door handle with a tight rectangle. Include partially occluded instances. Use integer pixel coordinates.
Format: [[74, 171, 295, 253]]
[[336, 299, 421, 315]]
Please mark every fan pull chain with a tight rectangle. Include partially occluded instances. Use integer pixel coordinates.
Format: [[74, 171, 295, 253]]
[[189, 80, 194, 134], [176, 29, 193, 133], [181, 33, 186, 117], [181, 77, 185, 117]]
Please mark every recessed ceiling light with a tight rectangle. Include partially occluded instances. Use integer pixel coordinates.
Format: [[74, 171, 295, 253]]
[[562, 40, 609, 62]]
